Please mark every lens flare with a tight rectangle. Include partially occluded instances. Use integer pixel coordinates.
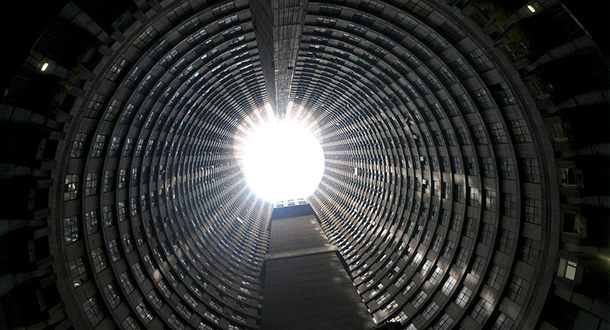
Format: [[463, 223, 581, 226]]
[[242, 120, 324, 202]]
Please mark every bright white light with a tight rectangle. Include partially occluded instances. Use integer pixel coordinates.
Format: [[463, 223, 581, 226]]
[[41, 62, 49, 72], [242, 120, 324, 202], [527, 5, 536, 12]]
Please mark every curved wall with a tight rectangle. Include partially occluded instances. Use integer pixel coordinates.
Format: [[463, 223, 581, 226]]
[[0, 1, 607, 330]]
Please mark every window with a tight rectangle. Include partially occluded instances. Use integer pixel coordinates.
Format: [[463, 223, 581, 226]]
[[123, 138, 134, 157], [470, 49, 493, 71], [108, 58, 129, 82], [133, 26, 159, 50], [507, 275, 529, 303], [422, 302, 440, 320], [132, 262, 145, 283], [451, 58, 473, 79], [455, 248, 469, 268], [436, 313, 454, 330], [520, 238, 540, 265], [429, 267, 443, 285], [524, 198, 542, 224], [108, 239, 121, 262], [102, 205, 114, 228], [103, 170, 115, 192], [85, 172, 99, 196], [484, 190, 496, 211], [131, 168, 139, 186], [86, 93, 107, 118], [441, 99, 460, 117], [492, 83, 516, 106], [489, 122, 508, 143], [454, 184, 464, 203], [444, 129, 456, 146], [432, 131, 445, 146], [136, 301, 154, 323], [71, 133, 88, 158], [105, 99, 123, 121], [440, 156, 449, 172], [470, 255, 486, 278], [390, 310, 408, 324], [118, 169, 128, 189], [85, 209, 99, 235], [498, 230, 515, 252], [455, 286, 472, 307], [557, 258, 578, 280], [471, 124, 488, 144], [186, 29, 208, 45], [425, 32, 449, 52], [123, 232, 134, 254], [487, 264, 504, 289], [479, 223, 494, 245], [64, 216, 79, 244], [493, 313, 515, 330], [423, 132, 433, 147], [456, 94, 475, 114], [441, 275, 457, 295], [502, 193, 517, 217], [509, 119, 532, 142], [412, 290, 427, 308], [420, 259, 432, 275], [470, 298, 492, 323], [431, 235, 442, 252], [167, 312, 185, 330], [91, 247, 107, 273], [64, 174, 79, 201], [120, 104, 135, 124], [436, 67, 455, 85], [442, 240, 455, 259], [109, 136, 122, 157], [83, 296, 105, 326], [451, 156, 462, 173], [499, 157, 515, 180], [70, 257, 88, 287], [456, 127, 471, 145], [91, 135, 107, 157], [465, 157, 476, 176], [118, 201, 128, 222], [472, 88, 494, 110], [148, 290, 163, 309], [480, 157, 495, 177], [469, 187, 480, 207], [122, 315, 139, 330], [120, 272, 134, 294], [450, 212, 463, 232], [463, 217, 475, 237], [104, 282, 121, 309], [426, 74, 442, 91], [521, 158, 541, 183]]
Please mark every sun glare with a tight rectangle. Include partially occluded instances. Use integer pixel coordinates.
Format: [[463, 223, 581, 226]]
[[242, 119, 324, 203]]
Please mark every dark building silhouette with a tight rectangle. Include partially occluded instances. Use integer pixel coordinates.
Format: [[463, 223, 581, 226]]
[[0, 0, 607, 329]]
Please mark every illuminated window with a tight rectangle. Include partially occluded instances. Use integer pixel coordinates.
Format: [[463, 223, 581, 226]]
[[63, 216, 79, 244], [85, 172, 98, 196], [557, 258, 577, 280], [437, 313, 454, 329], [91, 247, 107, 273], [470, 297, 492, 323], [122, 315, 139, 330], [103, 282, 121, 309], [70, 257, 88, 287], [64, 174, 80, 201], [83, 295, 104, 326], [455, 286, 472, 307]]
